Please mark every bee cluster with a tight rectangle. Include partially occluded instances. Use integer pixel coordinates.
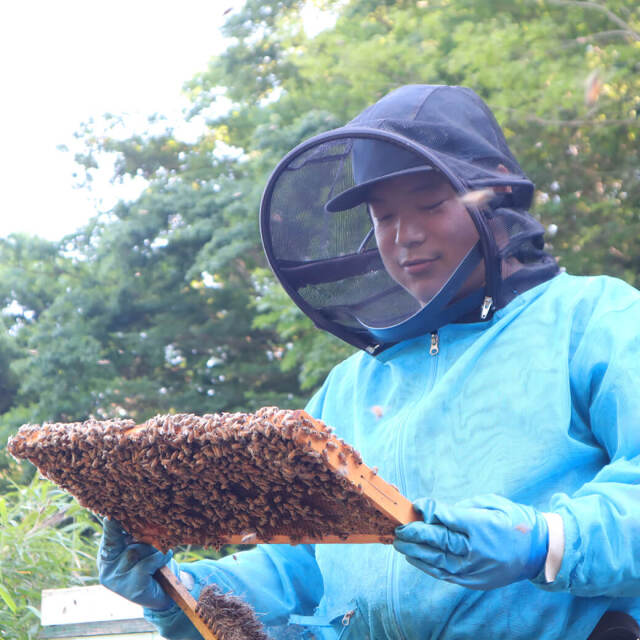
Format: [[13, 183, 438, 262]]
[[8, 407, 395, 550], [195, 584, 270, 640]]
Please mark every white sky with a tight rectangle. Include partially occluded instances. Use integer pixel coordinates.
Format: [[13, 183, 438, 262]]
[[0, 0, 246, 241]]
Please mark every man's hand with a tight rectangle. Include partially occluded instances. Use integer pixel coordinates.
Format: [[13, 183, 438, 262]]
[[393, 494, 549, 590], [98, 518, 177, 610]]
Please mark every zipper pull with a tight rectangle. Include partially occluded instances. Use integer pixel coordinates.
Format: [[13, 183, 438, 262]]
[[480, 296, 493, 320], [342, 610, 355, 626], [429, 331, 439, 356]]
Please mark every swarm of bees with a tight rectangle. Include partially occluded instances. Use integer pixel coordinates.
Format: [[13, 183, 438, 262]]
[[196, 584, 270, 640], [8, 407, 396, 550]]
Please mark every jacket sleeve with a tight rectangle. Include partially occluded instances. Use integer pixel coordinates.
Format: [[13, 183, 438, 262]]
[[144, 381, 333, 639], [537, 288, 640, 597], [144, 544, 323, 639]]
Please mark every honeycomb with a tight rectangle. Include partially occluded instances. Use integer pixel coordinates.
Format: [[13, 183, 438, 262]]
[[8, 407, 402, 551]]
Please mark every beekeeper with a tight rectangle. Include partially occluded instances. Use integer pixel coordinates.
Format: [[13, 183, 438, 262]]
[[99, 85, 640, 640]]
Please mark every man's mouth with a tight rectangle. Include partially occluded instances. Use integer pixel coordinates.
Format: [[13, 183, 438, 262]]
[[400, 257, 438, 274]]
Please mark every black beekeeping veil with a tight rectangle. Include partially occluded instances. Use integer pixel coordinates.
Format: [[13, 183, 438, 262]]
[[260, 85, 558, 354]]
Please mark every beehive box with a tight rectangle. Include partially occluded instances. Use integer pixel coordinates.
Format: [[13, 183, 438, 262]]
[[9, 407, 417, 550], [39, 585, 166, 639]]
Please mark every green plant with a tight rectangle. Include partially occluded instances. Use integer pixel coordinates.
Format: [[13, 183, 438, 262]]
[[0, 475, 101, 639], [0, 472, 239, 639]]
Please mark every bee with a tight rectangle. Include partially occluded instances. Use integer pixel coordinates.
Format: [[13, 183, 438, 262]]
[[457, 188, 495, 209]]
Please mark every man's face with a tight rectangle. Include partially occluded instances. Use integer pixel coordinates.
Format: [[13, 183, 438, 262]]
[[368, 172, 484, 305]]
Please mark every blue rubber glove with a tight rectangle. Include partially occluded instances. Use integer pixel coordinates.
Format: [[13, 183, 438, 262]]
[[98, 518, 177, 610], [394, 494, 549, 590]]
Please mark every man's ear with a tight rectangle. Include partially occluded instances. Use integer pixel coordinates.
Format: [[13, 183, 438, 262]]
[[494, 164, 513, 194]]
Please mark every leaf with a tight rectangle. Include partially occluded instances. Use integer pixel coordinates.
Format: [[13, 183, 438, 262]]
[[0, 583, 17, 613]]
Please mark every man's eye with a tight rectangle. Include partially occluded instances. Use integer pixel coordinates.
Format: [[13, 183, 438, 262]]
[[418, 199, 447, 212]]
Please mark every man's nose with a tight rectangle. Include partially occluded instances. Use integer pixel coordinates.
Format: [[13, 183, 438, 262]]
[[395, 214, 427, 246]]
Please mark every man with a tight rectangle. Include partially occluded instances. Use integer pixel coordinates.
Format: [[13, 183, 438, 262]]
[[99, 85, 640, 639]]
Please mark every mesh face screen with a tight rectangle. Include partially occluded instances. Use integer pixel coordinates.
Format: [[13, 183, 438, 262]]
[[487, 206, 557, 301], [270, 140, 369, 262], [264, 136, 467, 333]]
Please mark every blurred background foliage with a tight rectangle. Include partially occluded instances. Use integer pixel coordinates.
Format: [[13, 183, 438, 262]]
[[1, 0, 638, 636], [0, 478, 101, 639]]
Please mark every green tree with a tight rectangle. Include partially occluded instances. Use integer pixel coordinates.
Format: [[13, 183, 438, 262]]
[[3, 0, 639, 457]]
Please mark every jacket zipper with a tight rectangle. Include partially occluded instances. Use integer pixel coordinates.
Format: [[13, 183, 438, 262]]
[[387, 334, 441, 639], [480, 296, 494, 320], [429, 331, 439, 356]]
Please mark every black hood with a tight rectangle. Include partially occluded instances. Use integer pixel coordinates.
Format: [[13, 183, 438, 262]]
[[328, 85, 535, 211], [260, 85, 559, 354]]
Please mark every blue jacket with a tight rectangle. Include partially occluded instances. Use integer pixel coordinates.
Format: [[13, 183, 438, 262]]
[[146, 273, 640, 639]]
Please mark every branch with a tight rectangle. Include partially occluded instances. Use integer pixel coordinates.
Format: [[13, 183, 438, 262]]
[[525, 115, 638, 127], [562, 29, 635, 48], [546, 0, 640, 41], [504, 108, 639, 128]]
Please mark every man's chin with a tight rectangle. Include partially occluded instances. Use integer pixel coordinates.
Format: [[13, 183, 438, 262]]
[[412, 288, 441, 308], [409, 279, 485, 308]]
